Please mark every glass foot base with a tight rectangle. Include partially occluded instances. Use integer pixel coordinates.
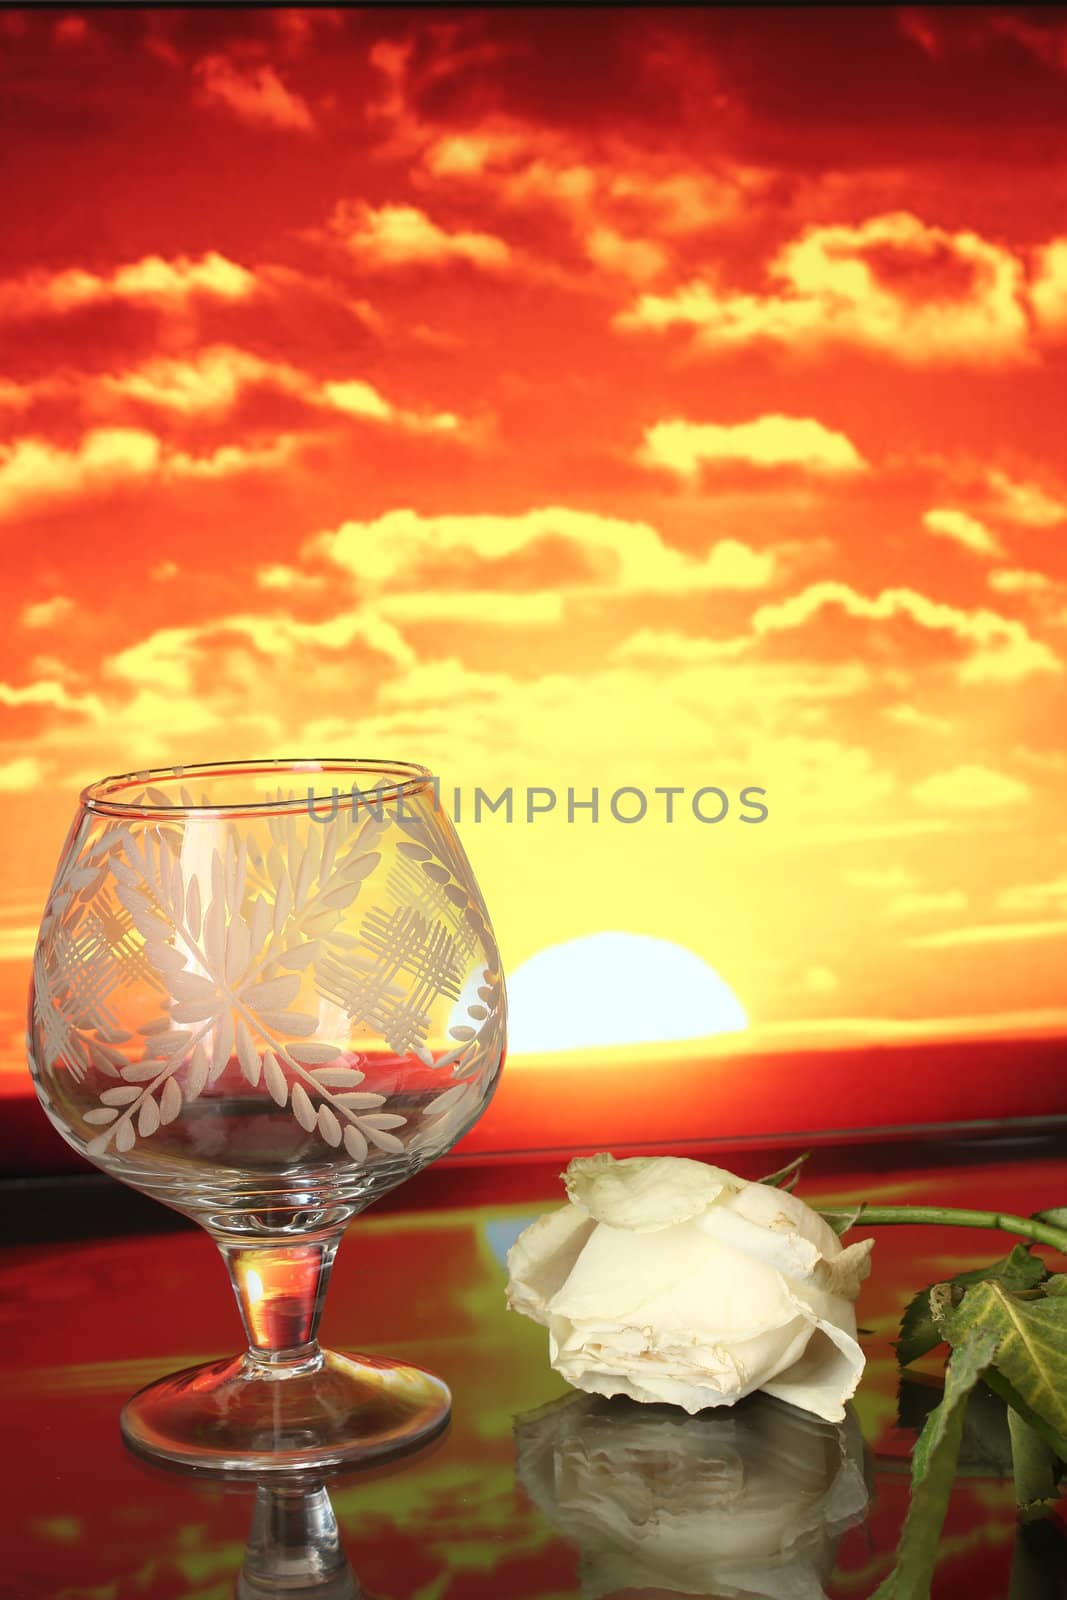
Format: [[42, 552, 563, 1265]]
[[120, 1348, 451, 1473]]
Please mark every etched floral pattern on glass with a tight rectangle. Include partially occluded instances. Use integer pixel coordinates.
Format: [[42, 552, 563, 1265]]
[[27, 760, 507, 1471]]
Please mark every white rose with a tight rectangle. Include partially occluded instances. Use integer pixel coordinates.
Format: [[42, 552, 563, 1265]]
[[506, 1153, 874, 1422], [514, 1388, 870, 1600]]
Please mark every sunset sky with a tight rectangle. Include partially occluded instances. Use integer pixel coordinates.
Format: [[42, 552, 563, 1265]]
[[3, 5, 1067, 1086]]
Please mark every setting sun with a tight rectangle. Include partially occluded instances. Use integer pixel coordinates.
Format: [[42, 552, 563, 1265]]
[[507, 932, 748, 1056]]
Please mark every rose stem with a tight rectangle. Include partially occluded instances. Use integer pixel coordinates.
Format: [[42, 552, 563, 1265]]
[[818, 1205, 1067, 1257]]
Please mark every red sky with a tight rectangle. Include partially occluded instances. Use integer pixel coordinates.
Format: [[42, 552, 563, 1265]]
[[2, 5, 1067, 1077]]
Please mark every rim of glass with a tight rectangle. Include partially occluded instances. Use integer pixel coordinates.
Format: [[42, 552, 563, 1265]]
[[81, 759, 437, 819]]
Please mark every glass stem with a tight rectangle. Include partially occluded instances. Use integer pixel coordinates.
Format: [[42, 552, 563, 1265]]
[[218, 1236, 341, 1372], [239, 1482, 356, 1599]]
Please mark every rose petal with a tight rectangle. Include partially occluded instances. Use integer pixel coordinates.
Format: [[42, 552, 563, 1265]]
[[506, 1205, 598, 1328], [564, 1153, 736, 1233]]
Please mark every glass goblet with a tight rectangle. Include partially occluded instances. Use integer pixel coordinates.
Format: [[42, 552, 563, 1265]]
[[28, 760, 506, 1472]]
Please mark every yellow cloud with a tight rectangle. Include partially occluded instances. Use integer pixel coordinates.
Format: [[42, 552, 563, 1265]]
[[912, 763, 1030, 809], [255, 564, 325, 594], [998, 876, 1067, 913], [194, 53, 316, 132], [379, 591, 565, 626], [1031, 238, 1067, 333], [417, 114, 757, 285], [20, 596, 75, 630], [0, 253, 255, 321], [309, 506, 777, 599], [322, 379, 458, 433], [165, 435, 301, 480], [988, 568, 1053, 595], [882, 703, 953, 734], [0, 426, 304, 518], [618, 212, 1030, 366], [105, 609, 415, 696], [640, 415, 867, 477], [328, 201, 511, 270], [922, 507, 1004, 557], [613, 630, 752, 664], [17, 605, 417, 770], [0, 429, 160, 517], [0, 755, 44, 793], [0, 679, 105, 719], [985, 468, 1067, 527], [97, 345, 460, 433], [101, 346, 278, 413], [909, 921, 1067, 949]]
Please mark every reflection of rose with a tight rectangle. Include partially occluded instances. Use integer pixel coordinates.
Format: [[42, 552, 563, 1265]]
[[507, 1155, 873, 1421], [514, 1389, 870, 1600]]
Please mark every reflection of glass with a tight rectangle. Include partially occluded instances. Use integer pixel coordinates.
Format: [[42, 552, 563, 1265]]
[[514, 1390, 869, 1600], [239, 1479, 363, 1600], [28, 760, 506, 1471]]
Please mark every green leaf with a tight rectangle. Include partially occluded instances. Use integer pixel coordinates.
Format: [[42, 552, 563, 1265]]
[[982, 1367, 1067, 1464], [1008, 1407, 1060, 1521], [896, 1284, 952, 1368], [1044, 1274, 1067, 1298], [819, 1202, 866, 1237], [1032, 1207, 1067, 1229], [899, 1370, 1013, 1476], [895, 1246, 1048, 1368], [871, 1326, 1000, 1600], [757, 1151, 811, 1191], [945, 1280, 1067, 1446], [957, 1246, 1049, 1294]]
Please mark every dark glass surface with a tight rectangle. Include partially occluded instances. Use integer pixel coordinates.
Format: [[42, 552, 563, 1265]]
[[4, 1135, 1067, 1598]]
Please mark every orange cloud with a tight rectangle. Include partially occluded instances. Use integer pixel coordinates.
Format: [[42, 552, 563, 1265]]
[[327, 201, 511, 270], [921, 507, 1004, 558], [585, 225, 667, 284], [639, 415, 867, 478], [194, 54, 315, 132], [618, 212, 1031, 366], [984, 468, 1067, 527], [20, 596, 75, 630], [418, 120, 759, 285], [0, 252, 255, 321], [752, 580, 1062, 684]]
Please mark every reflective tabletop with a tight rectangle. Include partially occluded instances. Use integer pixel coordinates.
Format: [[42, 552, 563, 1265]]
[[4, 1134, 1067, 1598]]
